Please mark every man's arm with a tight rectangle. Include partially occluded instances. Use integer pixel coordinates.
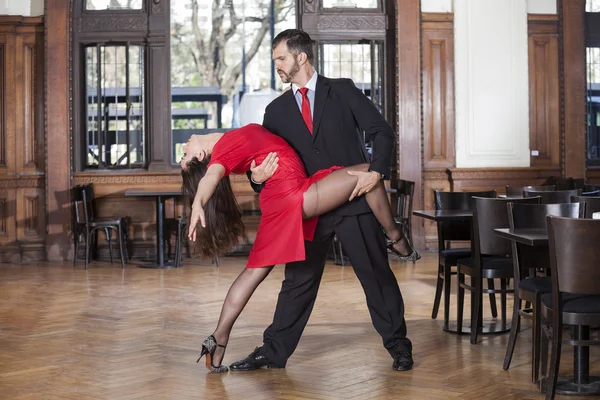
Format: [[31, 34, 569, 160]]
[[245, 152, 279, 193], [246, 105, 280, 193], [344, 79, 396, 179]]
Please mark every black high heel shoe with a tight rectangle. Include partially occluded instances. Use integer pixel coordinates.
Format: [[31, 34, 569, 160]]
[[197, 335, 228, 373], [387, 236, 421, 262]]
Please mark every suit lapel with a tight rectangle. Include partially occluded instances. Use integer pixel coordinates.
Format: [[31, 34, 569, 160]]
[[311, 75, 329, 143]]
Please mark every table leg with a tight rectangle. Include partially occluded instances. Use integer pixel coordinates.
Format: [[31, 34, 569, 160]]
[[139, 195, 173, 269], [555, 325, 600, 395]]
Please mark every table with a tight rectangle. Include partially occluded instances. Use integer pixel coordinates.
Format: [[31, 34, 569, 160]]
[[412, 209, 472, 221], [125, 187, 183, 269], [494, 227, 600, 396]]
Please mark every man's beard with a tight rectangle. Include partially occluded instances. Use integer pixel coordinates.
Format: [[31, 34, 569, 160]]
[[278, 59, 300, 83]]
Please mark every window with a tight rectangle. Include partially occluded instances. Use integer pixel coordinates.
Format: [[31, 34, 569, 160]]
[[587, 0, 600, 164], [318, 41, 384, 156], [587, 47, 600, 162], [86, 0, 143, 10], [322, 0, 379, 8], [169, 0, 296, 164], [85, 44, 146, 168]]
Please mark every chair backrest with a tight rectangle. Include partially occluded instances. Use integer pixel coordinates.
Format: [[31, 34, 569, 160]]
[[434, 190, 497, 243], [395, 179, 415, 220], [508, 202, 584, 282], [523, 189, 580, 204], [547, 216, 600, 295], [508, 202, 585, 230], [472, 196, 540, 257], [584, 183, 600, 192], [571, 196, 600, 218], [505, 185, 555, 197], [581, 190, 600, 197], [72, 185, 86, 225]]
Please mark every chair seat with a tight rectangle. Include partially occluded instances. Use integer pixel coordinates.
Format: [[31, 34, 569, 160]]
[[541, 293, 600, 314], [440, 248, 471, 261], [518, 276, 552, 294], [458, 256, 514, 278], [89, 217, 123, 226]]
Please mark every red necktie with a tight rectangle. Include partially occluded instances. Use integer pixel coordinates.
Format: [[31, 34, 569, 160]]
[[298, 87, 313, 135]]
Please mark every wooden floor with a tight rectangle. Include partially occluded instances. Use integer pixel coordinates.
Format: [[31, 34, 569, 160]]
[[0, 252, 598, 400]]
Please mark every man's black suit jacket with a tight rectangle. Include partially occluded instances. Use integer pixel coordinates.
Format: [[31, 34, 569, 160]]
[[251, 75, 396, 217]]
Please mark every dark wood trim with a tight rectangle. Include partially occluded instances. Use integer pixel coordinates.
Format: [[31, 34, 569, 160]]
[[528, 15, 560, 168], [46, 0, 72, 261], [559, 0, 587, 179], [397, 0, 423, 247]]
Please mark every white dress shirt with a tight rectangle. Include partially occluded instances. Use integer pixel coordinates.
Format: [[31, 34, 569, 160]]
[[291, 70, 318, 119]]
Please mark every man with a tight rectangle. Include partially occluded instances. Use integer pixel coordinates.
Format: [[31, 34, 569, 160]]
[[232, 29, 414, 371]]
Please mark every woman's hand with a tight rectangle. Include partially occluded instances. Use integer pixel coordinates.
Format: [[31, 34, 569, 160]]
[[188, 198, 206, 242]]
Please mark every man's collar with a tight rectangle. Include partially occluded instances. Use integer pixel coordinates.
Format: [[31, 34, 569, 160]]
[[292, 70, 318, 95]]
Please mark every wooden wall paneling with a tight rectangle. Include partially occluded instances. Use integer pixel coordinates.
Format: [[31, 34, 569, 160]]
[[422, 13, 454, 170], [0, 188, 18, 262], [0, 34, 5, 169], [46, 0, 72, 261], [397, 0, 423, 248], [448, 167, 562, 193], [0, 17, 45, 262], [17, 187, 45, 261], [559, 0, 587, 179], [528, 15, 560, 168], [0, 23, 16, 176], [15, 33, 37, 173]]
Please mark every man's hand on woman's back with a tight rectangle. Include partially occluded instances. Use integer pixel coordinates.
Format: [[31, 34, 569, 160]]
[[250, 152, 279, 184]]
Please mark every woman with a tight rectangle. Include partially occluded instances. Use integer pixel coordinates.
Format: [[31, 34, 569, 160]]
[[181, 123, 419, 373]]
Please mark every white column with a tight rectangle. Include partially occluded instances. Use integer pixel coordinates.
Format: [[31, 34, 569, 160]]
[[454, 0, 530, 168], [527, 0, 558, 14], [421, 0, 452, 12], [1, 0, 44, 15], [5, 0, 30, 15], [29, 0, 44, 16]]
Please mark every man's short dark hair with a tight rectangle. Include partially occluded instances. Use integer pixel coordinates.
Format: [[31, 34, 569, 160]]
[[272, 29, 314, 65]]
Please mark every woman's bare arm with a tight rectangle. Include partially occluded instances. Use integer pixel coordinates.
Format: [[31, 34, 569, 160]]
[[188, 163, 226, 241]]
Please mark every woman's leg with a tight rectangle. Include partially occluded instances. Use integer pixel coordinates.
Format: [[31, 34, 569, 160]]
[[302, 164, 413, 255], [210, 266, 274, 366]]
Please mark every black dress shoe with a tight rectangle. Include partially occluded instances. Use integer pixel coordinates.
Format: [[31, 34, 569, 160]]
[[229, 347, 282, 371], [392, 351, 414, 371]]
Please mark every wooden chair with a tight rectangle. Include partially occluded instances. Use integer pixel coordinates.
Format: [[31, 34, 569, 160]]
[[431, 190, 497, 330], [503, 202, 584, 383], [571, 196, 600, 218], [505, 185, 555, 198], [457, 196, 540, 344], [523, 189, 580, 204], [73, 184, 130, 269], [394, 179, 415, 250], [541, 216, 600, 399]]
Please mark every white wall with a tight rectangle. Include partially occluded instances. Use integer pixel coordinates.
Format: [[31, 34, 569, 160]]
[[527, 0, 557, 14], [422, 0, 557, 15], [421, 0, 452, 13], [454, 0, 530, 168], [0, 0, 44, 16]]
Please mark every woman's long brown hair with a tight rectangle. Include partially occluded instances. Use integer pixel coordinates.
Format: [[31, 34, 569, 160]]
[[181, 157, 245, 257]]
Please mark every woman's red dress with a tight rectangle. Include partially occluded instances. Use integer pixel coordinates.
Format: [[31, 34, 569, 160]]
[[207, 123, 342, 268]]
